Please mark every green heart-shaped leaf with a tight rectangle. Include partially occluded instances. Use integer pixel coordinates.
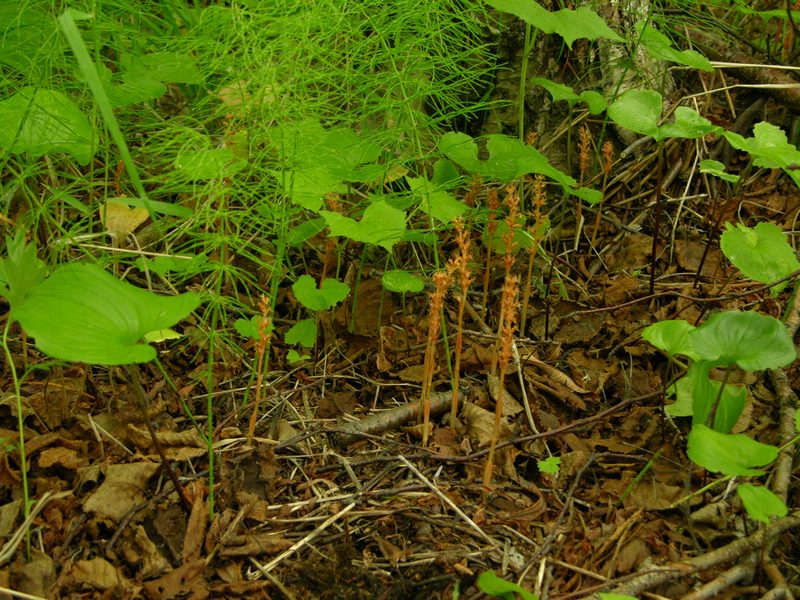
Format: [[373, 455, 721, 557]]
[[691, 311, 796, 371], [12, 263, 200, 364], [720, 222, 800, 294], [292, 275, 350, 312], [687, 424, 777, 476]]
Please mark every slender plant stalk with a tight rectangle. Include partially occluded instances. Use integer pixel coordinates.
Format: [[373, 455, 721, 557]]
[[126, 365, 193, 514], [248, 295, 273, 442], [420, 271, 451, 447], [58, 10, 165, 224], [483, 275, 519, 496], [519, 175, 547, 334], [490, 186, 520, 379], [590, 141, 615, 246], [2, 320, 30, 555], [481, 188, 500, 321], [450, 219, 473, 428]]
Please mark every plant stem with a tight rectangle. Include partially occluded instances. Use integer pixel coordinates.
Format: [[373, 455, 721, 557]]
[[3, 320, 30, 557], [126, 364, 193, 514]]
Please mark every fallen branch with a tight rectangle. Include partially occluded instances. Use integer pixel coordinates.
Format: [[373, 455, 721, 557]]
[[579, 512, 800, 599]]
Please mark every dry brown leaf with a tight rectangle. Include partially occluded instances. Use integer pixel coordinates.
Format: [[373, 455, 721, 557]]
[[486, 374, 523, 416], [102, 200, 149, 243], [375, 535, 407, 567], [83, 461, 159, 522], [142, 559, 208, 600], [627, 479, 684, 510], [38, 446, 83, 470], [125, 424, 207, 460], [396, 364, 426, 383], [71, 556, 134, 592], [134, 525, 171, 578], [183, 496, 208, 564], [461, 401, 512, 448], [13, 549, 54, 597], [219, 532, 293, 557], [0, 500, 22, 538]]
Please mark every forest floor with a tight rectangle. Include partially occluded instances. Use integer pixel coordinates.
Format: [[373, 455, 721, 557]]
[[4, 150, 800, 600], [3, 13, 800, 600]]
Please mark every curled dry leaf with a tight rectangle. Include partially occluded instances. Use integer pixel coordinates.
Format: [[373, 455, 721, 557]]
[[83, 461, 160, 522]]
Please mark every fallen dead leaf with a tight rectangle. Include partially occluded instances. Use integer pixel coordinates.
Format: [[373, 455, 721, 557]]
[[102, 200, 149, 244], [13, 549, 54, 597], [183, 495, 208, 564], [142, 559, 208, 600], [133, 525, 171, 578], [83, 461, 160, 522], [219, 532, 293, 557], [70, 556, 136, 593]]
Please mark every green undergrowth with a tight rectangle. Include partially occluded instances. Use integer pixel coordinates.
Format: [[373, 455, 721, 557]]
[[3, 4, 800, 592]]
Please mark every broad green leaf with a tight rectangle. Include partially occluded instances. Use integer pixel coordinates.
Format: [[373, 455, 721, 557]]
[[666, 373, 746, 429], [0, 87, 95, 164], [438, 132, 482, 173], [292, 275, 350, 312], [407, 177, 467, 224], [485, 0, 622, 48], [530, 78, 607, 114], [687, 424, 778, 476], [691, 311, 796, 371], [724, 122, 800, 188], [608, 89, 663, 139], [382, 270, 425, 293], [100, 63, 167, 107], [657, 107, 722, 140], [320, 200, 406, 251], [477, 570, 538, 600], [720, 222, 800, 294], [11, 263, 200, 365], [737, 484, 787, 524], [431, 159, 461, 186], [688, 360, 715, 428], [485, 135, 577, 188], [699, 159, 739, 184], [665, 376, 695, 418], [642, 319, 699, 358], [0, 230, 46, 307], [638, 22, 713, 71], [287, 218, 327, 247], [175, 148, 244, 180], [275, 167, 345, 211], [438, 132, 599, 202], [572, 187, 603, 205], [285, 318, 317, 347], [268, 121, 386, 209], [235, 316, 260, 340], [318, 127, 383, 180], [138, 254, 208, 277]]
